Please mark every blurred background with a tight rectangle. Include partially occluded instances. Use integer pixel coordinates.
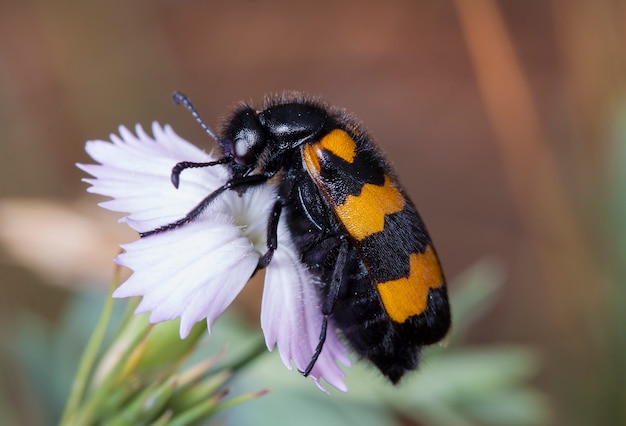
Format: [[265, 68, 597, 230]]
[[0, 1, 624, 425]]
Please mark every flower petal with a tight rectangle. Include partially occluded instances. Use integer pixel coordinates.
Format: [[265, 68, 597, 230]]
[[114, 214, 259, 338], [77, 123, 229, 233], [261, 221, 351, 392]]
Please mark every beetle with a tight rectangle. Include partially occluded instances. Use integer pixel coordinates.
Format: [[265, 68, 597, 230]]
[[142, 92, 451, 383]]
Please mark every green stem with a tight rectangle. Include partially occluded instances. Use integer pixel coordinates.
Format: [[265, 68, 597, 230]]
[[72, 320, 151, 424], [211, 388, 271, 416], [58, 268, 119, 426]]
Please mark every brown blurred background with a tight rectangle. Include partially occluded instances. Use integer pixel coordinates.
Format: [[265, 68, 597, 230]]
[[0, 1, 624, 425]]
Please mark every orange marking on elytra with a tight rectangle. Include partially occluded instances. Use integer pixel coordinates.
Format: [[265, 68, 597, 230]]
[[376, 246, 444, 323], [318, 129, 357, 163], [302, 143, 321, 174], [302, 129, 357, 175], [335, 175, 405, 240]]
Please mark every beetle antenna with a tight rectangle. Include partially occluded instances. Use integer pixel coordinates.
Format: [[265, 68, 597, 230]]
[[172, 92, 220, 143]]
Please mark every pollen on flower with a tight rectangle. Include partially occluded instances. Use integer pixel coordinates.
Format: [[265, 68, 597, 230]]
[[78, 123, 350, 392]]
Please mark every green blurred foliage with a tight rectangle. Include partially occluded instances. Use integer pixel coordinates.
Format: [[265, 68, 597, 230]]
[[1, 259, 550, 426]]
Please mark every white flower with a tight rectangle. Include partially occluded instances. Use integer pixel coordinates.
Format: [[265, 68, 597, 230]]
[[78, 123, 350, 392]]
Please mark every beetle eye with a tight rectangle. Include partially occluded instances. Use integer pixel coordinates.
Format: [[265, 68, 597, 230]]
[[233, 137, 256, 166], [224, 107, 267, 167]]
